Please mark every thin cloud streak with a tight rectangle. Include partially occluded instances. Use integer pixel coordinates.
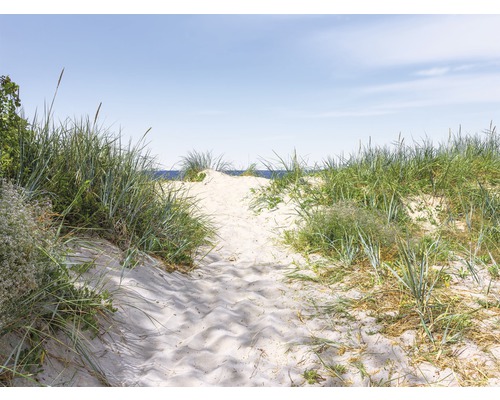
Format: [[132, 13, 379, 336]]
[[312, 15, 500, 69], [288, 71, 500, 121], [361, 73, 500, 105], [302, 109, 395, 118], [415, 67, 450, 77], [193, 110, 228, 116]]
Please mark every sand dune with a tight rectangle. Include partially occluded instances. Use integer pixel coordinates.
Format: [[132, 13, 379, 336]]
[[27, 169, 483, 387], [31, 170, 320, 386]]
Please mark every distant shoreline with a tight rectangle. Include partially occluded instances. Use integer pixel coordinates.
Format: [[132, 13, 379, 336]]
[[151, 170, 285, 180]]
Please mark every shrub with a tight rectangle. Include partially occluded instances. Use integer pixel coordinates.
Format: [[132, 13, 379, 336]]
[[0, 181, 55, 323], [0, 180, 115, 385], [0, 76, 31, 178]]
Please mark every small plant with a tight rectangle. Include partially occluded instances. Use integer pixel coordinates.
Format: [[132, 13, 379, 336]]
[[252, 150, 317, 210], [240, 163, 259, 177], [358, 232, 382, 281], [488, 263, 499, 279], [385, 239, 445, 341], [329, 363, 347, 375], [433, 311, 472, 344], [313, 297, 354, 320], [350, 359, 370, 380], [303, 369, 324, 384], [179, 150, 232, 181]]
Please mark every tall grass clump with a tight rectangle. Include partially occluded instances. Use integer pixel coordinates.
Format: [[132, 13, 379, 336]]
[[287, 201, 400, 267], [301, 127, 500, 261], [179, 150, 232, 181], [13, 115, 212, 267], [384, 239, 446, 340], [252, 150, 318, 210], [283, 127, 499, 350], [0, 181, 114, 385]]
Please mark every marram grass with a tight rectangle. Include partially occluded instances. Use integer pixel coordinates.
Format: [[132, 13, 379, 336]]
[[13, 115, 213, 267], [254, 127, 500, 383], [0, 181, 115, 386]]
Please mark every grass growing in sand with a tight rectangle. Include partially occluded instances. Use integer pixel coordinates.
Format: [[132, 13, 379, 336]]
[[23, 116, 212, 266], [179, 150, 233, 182], [1, 75, 214, 385], [0, 181, 115, 385], [254, 127, 500, 385]]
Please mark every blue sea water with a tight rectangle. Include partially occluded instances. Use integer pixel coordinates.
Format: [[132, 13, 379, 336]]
[[151, 170, 284, 180]]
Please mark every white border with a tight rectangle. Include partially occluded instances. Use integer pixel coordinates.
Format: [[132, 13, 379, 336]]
[[2, 0, 500, 14]]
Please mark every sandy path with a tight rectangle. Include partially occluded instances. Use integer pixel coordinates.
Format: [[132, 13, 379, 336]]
[[34, 170, 321, 386], [133, 170, 320, 386]]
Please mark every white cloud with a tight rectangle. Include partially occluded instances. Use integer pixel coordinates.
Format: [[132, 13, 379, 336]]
[[415, 67, 450, 77], [295, 72, 500, 120], [356, 72, 500, 117], [313, 15, 500, 68], [363, 72, 500, 100], [305, 108, 395, 118]]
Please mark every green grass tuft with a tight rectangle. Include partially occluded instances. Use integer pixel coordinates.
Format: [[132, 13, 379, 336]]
[[10, 116, 213, 267], [179, 150, 232, 182]]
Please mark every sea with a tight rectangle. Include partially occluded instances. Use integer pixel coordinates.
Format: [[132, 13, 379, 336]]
[[151, 170, 283, 180]]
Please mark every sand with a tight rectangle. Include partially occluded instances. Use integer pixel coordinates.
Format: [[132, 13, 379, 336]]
[[21, 170, 500, 387]]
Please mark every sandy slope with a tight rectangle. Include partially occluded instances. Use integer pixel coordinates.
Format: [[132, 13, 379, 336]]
[[30, 170, 320, 386], [26, 169, 499, 387]]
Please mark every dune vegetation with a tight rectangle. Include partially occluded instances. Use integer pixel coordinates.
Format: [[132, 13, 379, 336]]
[[251, 127, 500, 385], [2, 72, 500, 386], [0, 75, 213, 385]]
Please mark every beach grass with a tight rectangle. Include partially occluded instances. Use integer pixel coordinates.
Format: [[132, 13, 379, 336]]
[[0, 181, 115, 385], [3, 75, 500, 386], [1, 75, 214, 384], [255, 126, 500, 384], [12, 114, 213, 267], [179, 150, 232, 181]]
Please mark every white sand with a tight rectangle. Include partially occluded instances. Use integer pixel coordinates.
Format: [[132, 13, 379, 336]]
[[23, 170, 499, 387]]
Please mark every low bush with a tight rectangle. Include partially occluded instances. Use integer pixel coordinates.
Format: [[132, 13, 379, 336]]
[[0, 181, 115, 385], [0, 181, 55, 323]]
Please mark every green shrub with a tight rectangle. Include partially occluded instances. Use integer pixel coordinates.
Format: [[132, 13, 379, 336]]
[[0, 76, 31, 178], [0, 181, 55, 323], [0, 180, 115, 385]]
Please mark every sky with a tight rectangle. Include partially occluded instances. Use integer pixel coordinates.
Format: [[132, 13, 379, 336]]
[[2, 3, 500, 169]]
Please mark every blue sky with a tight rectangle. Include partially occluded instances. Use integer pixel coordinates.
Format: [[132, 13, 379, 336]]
[[2, 11, 500, 169]]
